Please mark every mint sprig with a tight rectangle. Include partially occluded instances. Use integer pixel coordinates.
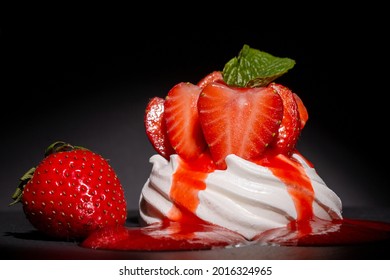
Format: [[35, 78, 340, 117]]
[[222, 44, 296, 87]]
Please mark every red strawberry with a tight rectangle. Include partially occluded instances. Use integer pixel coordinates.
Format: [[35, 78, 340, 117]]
[[268, 83, 302, 156], [293, 92, 309, 129], [10, 141, 127, 240], [164, 82, 208, 161], [198, 82, 284, 169], [144, 97, 175, 159], [197, 71, 224, 88]]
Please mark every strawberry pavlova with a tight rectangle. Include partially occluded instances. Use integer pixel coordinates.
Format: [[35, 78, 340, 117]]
[[141, 45, 342, 241], [10, 45, 390, 251]]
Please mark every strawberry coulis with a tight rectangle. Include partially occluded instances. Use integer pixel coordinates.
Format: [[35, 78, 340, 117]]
[[81, 153, 390, 251]]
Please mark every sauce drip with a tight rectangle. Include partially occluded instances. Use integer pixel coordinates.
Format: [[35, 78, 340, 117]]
[[167, 153, 215, 224], [257, 154, 315, 235], [81, 154, 390, 251]]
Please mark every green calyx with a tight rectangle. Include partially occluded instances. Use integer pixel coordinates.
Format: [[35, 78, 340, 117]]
[[44, 141, 89, 157], [9, 167, 36, 206], [9, 141, 89, 206], [222, 44, 296, 88]]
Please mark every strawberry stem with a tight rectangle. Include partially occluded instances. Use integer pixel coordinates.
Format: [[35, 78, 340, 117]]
[[9, 167, 36, 206], [44, 141, 89, 157]]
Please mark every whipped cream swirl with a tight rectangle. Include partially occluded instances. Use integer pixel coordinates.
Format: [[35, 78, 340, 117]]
[[139, 153, 342, 240]]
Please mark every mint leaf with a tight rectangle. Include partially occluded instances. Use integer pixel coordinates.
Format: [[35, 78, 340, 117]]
[[222, 44, 296, 87]]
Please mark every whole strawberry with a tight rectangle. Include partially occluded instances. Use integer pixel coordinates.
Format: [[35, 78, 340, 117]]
[[10, 141, 127, 240]]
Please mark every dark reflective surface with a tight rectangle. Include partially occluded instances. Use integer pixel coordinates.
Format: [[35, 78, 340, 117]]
[[2, 208, 390, 260]]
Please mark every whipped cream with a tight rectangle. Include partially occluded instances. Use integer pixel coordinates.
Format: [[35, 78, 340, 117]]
[[139, 153, 342, 240]]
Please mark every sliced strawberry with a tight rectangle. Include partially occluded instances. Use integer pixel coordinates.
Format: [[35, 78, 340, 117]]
[[144, 97, 175, 159], [268, 83, 301, 156], [293, 92, 309, 129], [164, 82, 208, 161], [197, 71, 224, 89], [198, 82, 284, 169]]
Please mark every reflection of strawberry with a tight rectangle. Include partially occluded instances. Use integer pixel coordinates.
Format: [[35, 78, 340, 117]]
[[268, 83, 301, 156], [81, 221, 247, 251], [144, 97, 175, 160], [164, 82, 208, 161], [10, 141, 127, 240], [198, 82, 284, 169]]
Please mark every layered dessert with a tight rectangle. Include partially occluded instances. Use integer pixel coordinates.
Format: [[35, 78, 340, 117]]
[[139, 45, 342, 242], [81, 45, 389, 251]]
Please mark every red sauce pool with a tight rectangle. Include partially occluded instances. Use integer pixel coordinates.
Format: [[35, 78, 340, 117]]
[[81, 153, 390, 251]]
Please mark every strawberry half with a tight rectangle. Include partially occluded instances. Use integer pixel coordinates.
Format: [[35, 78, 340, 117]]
[[10, 141, 127, 240], [164, 82, 208, 161], [144, 97, 175, 159], [293, 92, 309, 129], [268, 83, 301, 156], [197, 71, 224, 89], [198, 82, 284, 169]]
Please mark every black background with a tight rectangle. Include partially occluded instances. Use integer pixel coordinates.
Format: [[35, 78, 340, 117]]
[[1, 7, 389, 214]]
